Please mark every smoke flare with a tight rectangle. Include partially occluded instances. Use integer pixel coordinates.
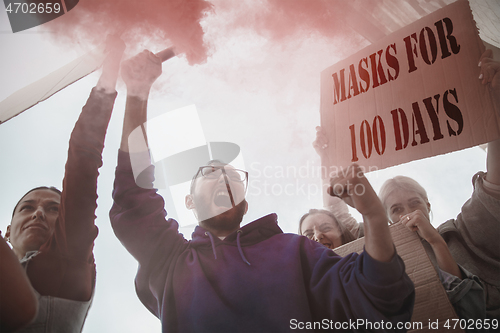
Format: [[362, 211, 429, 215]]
[[46, 0, 213, 64]]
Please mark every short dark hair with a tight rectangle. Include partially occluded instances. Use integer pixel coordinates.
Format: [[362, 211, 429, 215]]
[[189, 160, 226, 194], [12, 186, 62, 217], [298, 209, 356, 246]]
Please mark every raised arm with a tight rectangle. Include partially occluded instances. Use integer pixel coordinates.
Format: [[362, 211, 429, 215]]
[[34, 37, 125, 301], [111, 50, 189, 263], [110, 51, 187, 317], [96, 35, 126, 94], [313, 126, 361, 238], [57, 36, 125, 257], [486, 139, 500, 190], [313, 126, 336, 208], [120, 50, 162, 153], [399, 211, 462, 278], [329, 164, 394, 262], [479, 49, 500, 190]]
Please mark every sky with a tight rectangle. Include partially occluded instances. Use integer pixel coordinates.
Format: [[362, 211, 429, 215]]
[[0, 0, 495, 331]]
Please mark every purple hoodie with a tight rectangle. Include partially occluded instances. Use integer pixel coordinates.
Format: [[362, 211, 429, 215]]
[[110, 151, 414, 332]]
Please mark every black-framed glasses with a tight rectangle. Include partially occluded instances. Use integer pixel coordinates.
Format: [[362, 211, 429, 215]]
[[192, 165, 248, 193], [196, 166, 248, 182]]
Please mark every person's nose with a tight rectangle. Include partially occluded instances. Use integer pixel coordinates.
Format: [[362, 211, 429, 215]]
[[32, 207, 45, 220], [313, 230, 323, 243], [218, 171, 230, 184]]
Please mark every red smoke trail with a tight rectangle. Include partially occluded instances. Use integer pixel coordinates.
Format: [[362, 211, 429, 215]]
[[46, 0, 213, 65]]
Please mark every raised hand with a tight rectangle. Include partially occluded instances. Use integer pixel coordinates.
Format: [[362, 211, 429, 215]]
[[399, 210, 441, 244], [328, 164, 377, 214], [312, 126, 328, 155], [121, 50, 162, 100], [479, 49, 500, 113], [479, 49, 500, 189], [96, 35, 126, 93], [329, 164, 394, 262]]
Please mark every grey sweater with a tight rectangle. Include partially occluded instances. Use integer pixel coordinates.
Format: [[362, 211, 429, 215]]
[[438, 172, 500, 321]]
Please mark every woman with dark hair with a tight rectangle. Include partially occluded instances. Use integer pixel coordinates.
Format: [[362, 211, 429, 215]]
[[305, 121, 362, 249], [6, 187, 62, 261], [2, 37, 125, 332]]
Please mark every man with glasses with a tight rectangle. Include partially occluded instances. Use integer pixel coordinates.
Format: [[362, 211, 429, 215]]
[[185, 163, 249, 238], [110, 51, 415, 332]]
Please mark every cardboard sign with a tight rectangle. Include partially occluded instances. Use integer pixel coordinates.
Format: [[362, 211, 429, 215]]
[[320, 0, 500, 171], [334, 222, 463, 333], [0, 46, 106, 124]]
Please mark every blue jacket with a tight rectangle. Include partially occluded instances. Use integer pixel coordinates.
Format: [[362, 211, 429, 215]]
[[110, 151, 415, 332]]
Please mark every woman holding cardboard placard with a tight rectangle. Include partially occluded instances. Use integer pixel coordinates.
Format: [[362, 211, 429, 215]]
[[313, 50, 499, 324], [378, 49, 500, 322]]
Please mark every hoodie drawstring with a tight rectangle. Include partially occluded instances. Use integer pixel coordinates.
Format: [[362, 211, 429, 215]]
[[237, 230, 251, 266], [205, 232, 217, 260], [204, 230, 251, 265]]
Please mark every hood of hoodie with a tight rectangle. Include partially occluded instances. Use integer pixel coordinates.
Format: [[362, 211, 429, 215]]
[[189, 213, 281, 249]]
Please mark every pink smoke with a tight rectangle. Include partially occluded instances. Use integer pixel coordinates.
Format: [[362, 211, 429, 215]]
[[46, 0, 213, 65], [203, 0, 354, 44], [255, 0, 353, 41], [46, 0, 359, 65]]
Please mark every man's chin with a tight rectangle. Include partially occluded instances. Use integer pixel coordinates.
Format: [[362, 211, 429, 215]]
[[199, 200, 247, 232], [198, 197, 246, 220]]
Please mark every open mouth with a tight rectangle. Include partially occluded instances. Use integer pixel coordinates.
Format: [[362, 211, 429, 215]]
[[214, 191, 233, 208], [321, 241, 332, 249]]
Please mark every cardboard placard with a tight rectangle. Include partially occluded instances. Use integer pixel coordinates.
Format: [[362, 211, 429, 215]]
[[320, 0, 500, 171], [334, 222, 463, 333]]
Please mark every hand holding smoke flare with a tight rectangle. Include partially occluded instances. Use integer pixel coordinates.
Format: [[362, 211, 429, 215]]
[[1, 0, 210, 123], [120, 46, 177, 100], [155, 47, 176, 62]]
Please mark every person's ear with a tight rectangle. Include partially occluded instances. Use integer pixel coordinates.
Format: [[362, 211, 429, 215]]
[[5, 225, 11, 240], [185, 194, 195, 210], [244, 201, 248, 215], [427, 201, 431, 213]]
